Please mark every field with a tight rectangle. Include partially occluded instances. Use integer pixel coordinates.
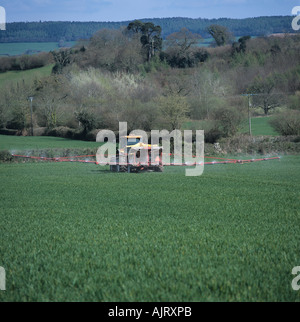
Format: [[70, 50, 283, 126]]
[[240, 116, 279, 136], [184, 117, 279, 136], [0, 135, 299, 302], [1, 40, 207, 56], [0, 42, 76, 56], [0, 135, 100, 151], [0, 64, 54, 88], [0, 36, 252, 57]]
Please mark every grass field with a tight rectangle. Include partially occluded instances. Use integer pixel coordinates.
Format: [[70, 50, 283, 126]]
[[184, 117, 279, 136], [0, 42, 76, 56], [0, 64, 54, 88], [0, 135, 299, 302], [240, 117, 279, 136], [0, 135, 100, 151]]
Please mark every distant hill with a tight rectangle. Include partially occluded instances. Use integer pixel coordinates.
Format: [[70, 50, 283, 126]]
[[0, 16, 296, 43]]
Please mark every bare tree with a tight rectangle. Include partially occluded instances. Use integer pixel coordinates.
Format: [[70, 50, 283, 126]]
[[81, 28, 144, 72], [3, 81, 35, 131], [166, 28, 202, 53], [157, 94, 190, 130], [191, 69, 227, 119], [248, 76, 281, 115], [35, 76, 68, 128]]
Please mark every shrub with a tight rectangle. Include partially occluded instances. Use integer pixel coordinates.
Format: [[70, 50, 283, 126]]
[[85, 129, 102, 142], [0, 150, 13, 162], [162, 48, 209, 68], [213, 106, 246, 138], [202, 107, 246, 143], [46, 126, 75, 139], [33, 127, 47, 136], [0, 53, 51, 72], [205, 127, 223, 144], [6, 111, 25, 130], [0, 129, 18, 136], [75, 111, 96, 135], [270, 110, 300, 136], [288, 93, 300, 110]]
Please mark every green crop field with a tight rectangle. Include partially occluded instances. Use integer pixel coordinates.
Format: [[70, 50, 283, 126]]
[[0, 135, 299, 302], [184, 116, 279, 137], [0, 42, 76, 57], [0, 135, 100, 151], [0, 64, 54, 88], [241, 117, 279, 136]]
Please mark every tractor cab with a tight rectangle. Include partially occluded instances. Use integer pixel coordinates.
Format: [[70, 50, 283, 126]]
[[111, 136, 163, 173], [126, 136, 142, 146]]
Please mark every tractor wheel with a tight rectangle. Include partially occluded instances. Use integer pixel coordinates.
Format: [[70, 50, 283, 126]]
[[110, 165, 117, 172]]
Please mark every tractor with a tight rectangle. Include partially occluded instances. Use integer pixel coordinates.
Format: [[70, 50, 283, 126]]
[[110, 136, 163, 173]]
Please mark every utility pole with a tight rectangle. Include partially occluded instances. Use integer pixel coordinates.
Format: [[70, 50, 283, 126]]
[[247, 94, 252, 137], [242, 94, 253, 136], [28, 96, 34, 136]]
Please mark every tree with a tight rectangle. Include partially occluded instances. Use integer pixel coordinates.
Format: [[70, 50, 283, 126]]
[[166, 28, 202, 53], [75, 110, 96, 134], [79, 28, 143, 72], [232, 36, 251, 54], [157, 94, 190, 130], [207, 24, 232, 46], [163, 28, 206, 68], [248, 75, 281, 115], [270, 110, 300, 135], [35, 76, 68, 128], [190, 69, 227, 119], [3, 81, 35, 131], [213, 106, 245, 137], [127, 20, 162, 62], [51, 49, 73, 74]]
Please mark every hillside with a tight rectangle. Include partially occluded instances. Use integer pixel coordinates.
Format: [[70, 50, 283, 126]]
[[0, 16, 296, 43], [0, 64, 53, 87], [0, 21, 299, 142]]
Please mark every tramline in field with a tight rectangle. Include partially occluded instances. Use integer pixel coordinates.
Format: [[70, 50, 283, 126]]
[[11, 151, 280, 170], [10, 130, 281, 170], [8, 132, 281, 170]]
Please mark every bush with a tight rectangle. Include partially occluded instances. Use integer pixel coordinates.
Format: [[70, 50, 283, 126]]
[[75, 111, 96, 135], [0, 53, 51, 72], [0, 150, 13, 162], [33, 127, 47, 136], [46, 126, 75, 139], [213, 106, 246, 138], [0, 128, 18, 136], [270, 110, 300, 136], [219, 135, 300, 155], [201, 107, 246, 143], [205, 127, 223, 144], [6, 112, 25, 130], [162, 48, 209, 68], [288, 93, 300, 110], [85, 129, 102, 141]]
